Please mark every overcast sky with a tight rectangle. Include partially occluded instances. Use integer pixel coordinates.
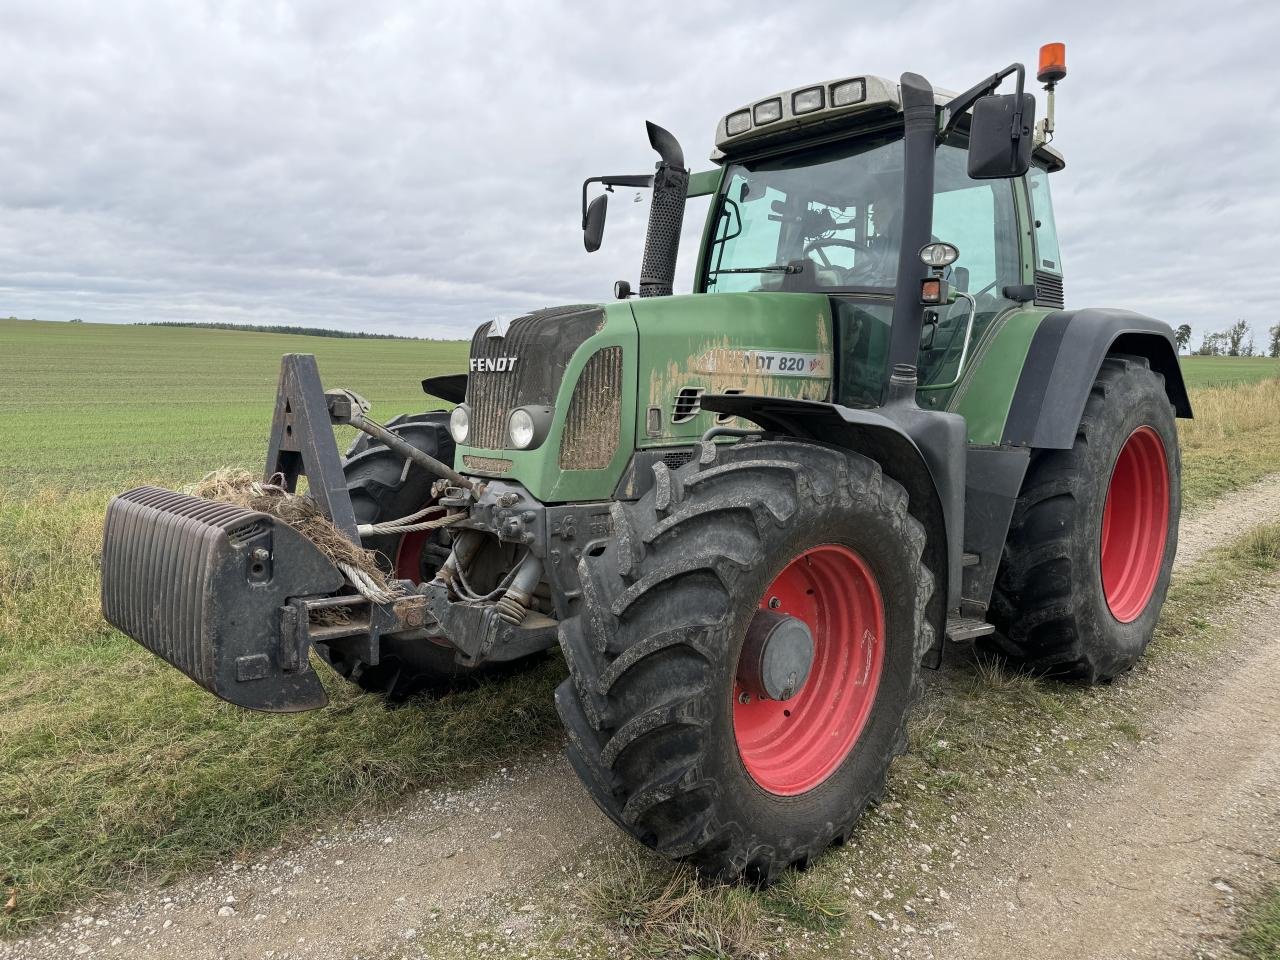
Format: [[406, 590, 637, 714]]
[[1, 0, 1276, 346]]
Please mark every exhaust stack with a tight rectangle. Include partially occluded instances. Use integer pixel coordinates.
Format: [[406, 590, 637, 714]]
[[638, 121, 688, 298]]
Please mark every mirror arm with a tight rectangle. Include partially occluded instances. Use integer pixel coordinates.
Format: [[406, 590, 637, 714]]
[[938, 62, 1026, 141], [581, 174, 656, 226]]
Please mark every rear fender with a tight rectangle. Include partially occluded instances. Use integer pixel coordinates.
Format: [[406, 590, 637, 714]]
[[1002, 308, 1192, 449]]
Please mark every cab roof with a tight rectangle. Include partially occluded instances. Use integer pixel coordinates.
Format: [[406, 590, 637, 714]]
[[711, 73, 1064, 172]]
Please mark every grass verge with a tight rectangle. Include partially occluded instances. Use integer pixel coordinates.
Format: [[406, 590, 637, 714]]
[[1235, 885, 1280, 960], [1179, 379, 1280, 505]]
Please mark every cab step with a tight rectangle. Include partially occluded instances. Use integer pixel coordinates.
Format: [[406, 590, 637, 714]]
[[945, 616, 996, 643]]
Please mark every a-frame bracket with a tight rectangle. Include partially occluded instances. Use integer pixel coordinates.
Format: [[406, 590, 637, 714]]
[[263, 353, 360, 543]]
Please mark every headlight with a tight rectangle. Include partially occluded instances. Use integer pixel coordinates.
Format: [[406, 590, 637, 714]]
[[449, 404, 470, 444], [830, 78, 866, 108], [792, 87, 824, 115], [725, 110, 751, 136], [508, 408, 536, 450], [919, 241, 960, 268], [753, 98, 782, 125]]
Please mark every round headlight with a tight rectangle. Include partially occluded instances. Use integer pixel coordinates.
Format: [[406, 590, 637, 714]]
[[449, 404, 470, 444], [508, 408, 536, 450]]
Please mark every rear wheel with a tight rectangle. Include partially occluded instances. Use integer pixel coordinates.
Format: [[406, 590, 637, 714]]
[[985, 356, 1180, 681], [318, 413, 478, 698], [555, 440, 934, 881]]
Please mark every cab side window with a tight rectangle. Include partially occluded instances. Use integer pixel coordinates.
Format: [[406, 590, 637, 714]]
[[917, 144, 1020, 387], [1026, 165, 1062, 273]]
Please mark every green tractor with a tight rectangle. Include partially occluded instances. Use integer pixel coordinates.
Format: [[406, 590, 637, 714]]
[[102, 44, 1189, 881]]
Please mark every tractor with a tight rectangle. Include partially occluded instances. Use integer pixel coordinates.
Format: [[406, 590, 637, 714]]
[[101, 44, 1189, 882]]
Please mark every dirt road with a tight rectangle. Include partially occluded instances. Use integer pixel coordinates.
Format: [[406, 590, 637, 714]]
[[7, 476, 1280, 960], [890, 586, 1280, 959]]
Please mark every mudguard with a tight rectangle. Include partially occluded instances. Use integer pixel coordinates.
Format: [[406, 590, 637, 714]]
[[701, 394, 959, 621], [1002, 308, 1192, 449]]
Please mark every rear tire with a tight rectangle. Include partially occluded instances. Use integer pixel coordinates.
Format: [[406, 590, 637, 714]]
[[984, 356, 1180, 681], [555, 440, 935, 882], [318, 413, 480, 698]]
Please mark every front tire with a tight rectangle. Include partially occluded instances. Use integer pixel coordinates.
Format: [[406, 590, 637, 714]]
[[555, 440, 934, 881], [318, 412, 477, 698], [985, 356, 1181, 681]]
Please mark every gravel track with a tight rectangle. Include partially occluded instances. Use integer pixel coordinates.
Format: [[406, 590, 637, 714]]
[[888, 586, 1280, 959], [7, 475, 1280, 960]]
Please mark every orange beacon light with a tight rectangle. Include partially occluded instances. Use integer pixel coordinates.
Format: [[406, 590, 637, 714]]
[[1038, 42, 1067, 85]]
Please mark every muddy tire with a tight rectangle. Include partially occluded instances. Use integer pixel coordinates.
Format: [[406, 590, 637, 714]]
[[318, 412, 475, 698], [984, 356, 1180, 682], [555, 440, 934, 882]]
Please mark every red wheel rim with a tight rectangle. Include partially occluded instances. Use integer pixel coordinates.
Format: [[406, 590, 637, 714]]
[[393, 509, 446, 583], [1100, 426, 1170, 623], [733, 544, 885, 796]]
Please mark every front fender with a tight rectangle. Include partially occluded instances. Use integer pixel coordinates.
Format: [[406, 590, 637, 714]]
[[701, 393, 958, 626]]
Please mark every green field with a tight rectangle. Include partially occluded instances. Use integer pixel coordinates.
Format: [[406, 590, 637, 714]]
[[1178, 355, 1280, 388], [2, 318, 1280, 935], [0, 319, 468, 491], [1, 320, 1275, 491]]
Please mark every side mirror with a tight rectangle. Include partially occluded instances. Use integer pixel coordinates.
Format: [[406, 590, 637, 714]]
[[967, 92, 1035, 180], [583, 194, 608, 253]]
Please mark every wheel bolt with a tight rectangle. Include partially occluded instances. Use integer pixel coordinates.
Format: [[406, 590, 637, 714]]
[[738, 691, 752, 705], [768, 597, 781, 609]]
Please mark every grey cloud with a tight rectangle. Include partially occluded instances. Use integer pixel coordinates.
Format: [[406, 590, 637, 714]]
[[0, 0, 1276, 344]]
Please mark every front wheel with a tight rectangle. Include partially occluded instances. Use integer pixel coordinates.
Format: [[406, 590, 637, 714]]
[[555, 440, 935, 882], [319, 412, 478, 698], [985, 355, 1181, 681]]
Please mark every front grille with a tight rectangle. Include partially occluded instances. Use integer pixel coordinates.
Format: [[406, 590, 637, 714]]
[[467, 304, 604, 449], [1034, 270, 1065, 309], [462, 454, 513, 474], [559, 346, 624, 470]]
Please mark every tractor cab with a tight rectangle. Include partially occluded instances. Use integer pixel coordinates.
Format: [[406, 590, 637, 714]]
[[693, 74, 1067, 409], [583, 59, 1068, 413]]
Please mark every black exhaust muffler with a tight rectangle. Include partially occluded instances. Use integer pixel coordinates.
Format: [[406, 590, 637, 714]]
[[638, 121, 689, 298]]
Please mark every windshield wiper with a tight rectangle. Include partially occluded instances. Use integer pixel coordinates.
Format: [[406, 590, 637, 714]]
[[708, 263, 803, 275]]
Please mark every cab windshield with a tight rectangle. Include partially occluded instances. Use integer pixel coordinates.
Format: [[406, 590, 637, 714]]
[[703, 131, 1024, 406], [704, 132, 906, 293]]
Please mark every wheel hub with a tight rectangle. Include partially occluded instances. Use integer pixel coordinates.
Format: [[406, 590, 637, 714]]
[[736, 610, 814, 702], [733, 543, 885, 796]]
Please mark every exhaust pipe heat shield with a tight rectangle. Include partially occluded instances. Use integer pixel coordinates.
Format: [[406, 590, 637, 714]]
[[101, 486, 345, 712]]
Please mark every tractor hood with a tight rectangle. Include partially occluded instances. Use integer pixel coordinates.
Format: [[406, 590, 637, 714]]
[[454, 301, 638, 503], [631, 291, 834, 445], [454, 292, 837, 504]]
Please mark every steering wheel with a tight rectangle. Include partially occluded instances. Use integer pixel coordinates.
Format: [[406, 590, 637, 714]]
[[802, 236, 863, 269]]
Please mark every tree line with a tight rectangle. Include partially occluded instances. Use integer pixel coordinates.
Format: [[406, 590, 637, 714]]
[[1174, 320, 1280, 358], [141, 321, 425, 340]]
